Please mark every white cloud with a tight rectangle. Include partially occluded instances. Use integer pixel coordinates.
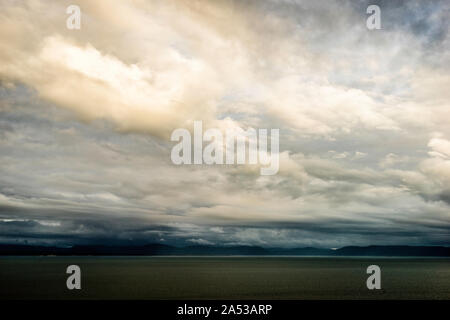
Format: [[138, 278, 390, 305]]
[[0, 0, 448, 247]]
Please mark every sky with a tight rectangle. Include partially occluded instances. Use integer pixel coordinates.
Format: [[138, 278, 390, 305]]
[[0, 0, 449, 248]]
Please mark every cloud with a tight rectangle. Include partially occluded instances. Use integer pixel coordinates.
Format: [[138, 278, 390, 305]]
[[187, 238, 215, 245], [379, 153, 411, 168], [428, 136, 450, 159], [0, 0, 448, 247]]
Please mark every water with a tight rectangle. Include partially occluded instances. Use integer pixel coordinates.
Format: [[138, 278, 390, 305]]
[[0, 256, 449, 299]]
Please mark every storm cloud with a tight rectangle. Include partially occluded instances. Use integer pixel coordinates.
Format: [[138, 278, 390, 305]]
[[0, 0, 449, 248]]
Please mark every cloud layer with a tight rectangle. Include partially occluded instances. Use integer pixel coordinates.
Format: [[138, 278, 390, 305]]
[[0, 0, 449, 247]]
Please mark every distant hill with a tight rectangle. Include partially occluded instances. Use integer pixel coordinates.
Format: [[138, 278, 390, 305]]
[[333, 245, 450, 257], [0, 244, 448, 256]]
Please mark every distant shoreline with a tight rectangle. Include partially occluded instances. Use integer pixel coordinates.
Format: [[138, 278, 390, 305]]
[[2, 255, 449, 259], [1, 244, 449, 257]]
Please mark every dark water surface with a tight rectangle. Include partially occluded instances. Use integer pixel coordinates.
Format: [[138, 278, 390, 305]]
[[0, 256, 449, 299]]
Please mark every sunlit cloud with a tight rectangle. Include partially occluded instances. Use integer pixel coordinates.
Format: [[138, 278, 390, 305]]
[[0, 0, 449, 247]]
